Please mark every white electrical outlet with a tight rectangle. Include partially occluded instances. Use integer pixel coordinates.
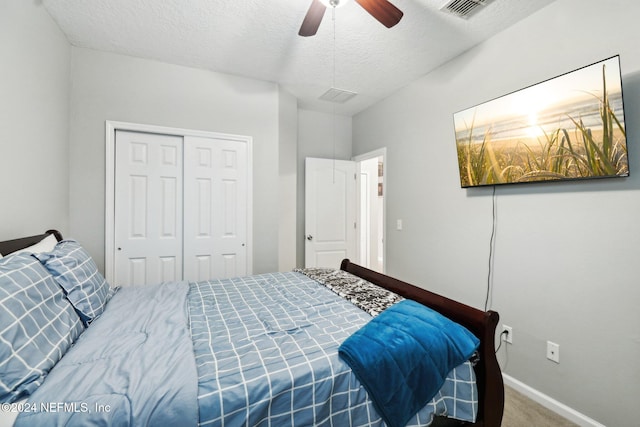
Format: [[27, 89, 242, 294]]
[[547, 341, 560, 363], [501, 325, 513, 344]]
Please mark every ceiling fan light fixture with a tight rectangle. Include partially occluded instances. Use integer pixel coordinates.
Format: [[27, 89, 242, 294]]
[[319, 0, 350, 8], [299, 0, 401, 37]]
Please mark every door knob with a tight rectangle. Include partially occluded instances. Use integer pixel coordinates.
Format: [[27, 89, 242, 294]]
[[306, 235, 313, 241]]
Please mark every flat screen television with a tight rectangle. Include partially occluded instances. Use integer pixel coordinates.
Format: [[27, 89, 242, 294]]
[[453, 55, 628, 188]]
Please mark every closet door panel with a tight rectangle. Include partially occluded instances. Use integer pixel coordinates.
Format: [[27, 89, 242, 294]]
[[114, 130, 184, 286], [184, 136, 248, 281]]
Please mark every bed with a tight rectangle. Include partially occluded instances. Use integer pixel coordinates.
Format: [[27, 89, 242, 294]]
[[0, 230, 504, 427]]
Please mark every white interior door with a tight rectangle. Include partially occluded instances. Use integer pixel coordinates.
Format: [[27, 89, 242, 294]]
[[305, 157, 357, 268], [183, 136, 248, 281], [114, 130, 183, 286]]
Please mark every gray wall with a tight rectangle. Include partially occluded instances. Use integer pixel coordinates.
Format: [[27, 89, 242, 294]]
[[0, 1, 70, 240], [68, 47, 291, 274], [278, 89, 298, 271], [353, 0, 640, 425]]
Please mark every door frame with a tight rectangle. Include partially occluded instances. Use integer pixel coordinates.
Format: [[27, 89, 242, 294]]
[[105, 120, 253, 284], [353, 147, 386, 273]]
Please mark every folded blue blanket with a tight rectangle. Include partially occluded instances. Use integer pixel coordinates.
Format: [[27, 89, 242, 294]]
[[338, 299, 480, 427]]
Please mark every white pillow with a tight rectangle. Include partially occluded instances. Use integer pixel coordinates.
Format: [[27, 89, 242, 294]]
[[10, 233, 58, 256]]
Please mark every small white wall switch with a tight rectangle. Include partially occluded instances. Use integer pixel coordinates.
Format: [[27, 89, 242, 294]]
[[396, 219, 403, 230], [546, 341, 560, 363]]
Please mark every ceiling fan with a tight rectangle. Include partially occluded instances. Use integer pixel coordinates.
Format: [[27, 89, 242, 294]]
[[299, 0, 404, 37]]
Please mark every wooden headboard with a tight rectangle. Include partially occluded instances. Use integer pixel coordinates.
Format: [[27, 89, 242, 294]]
[[0, 230, 63, 256], [340, 259, 504, 427]]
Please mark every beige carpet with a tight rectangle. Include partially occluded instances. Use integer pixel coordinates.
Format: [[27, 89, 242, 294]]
[[430, 385, 578, 426], [502, 386, 578, 427]]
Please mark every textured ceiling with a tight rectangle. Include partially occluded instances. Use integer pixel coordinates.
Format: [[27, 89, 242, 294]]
[[42, 0, 557, 116]]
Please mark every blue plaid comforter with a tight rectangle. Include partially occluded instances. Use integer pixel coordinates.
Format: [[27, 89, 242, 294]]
[[15, 272, 477, 426], [189, 272, 478, 427]]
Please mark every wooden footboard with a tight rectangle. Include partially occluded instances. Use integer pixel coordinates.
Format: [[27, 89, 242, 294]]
[[340, 259, 504, 427]]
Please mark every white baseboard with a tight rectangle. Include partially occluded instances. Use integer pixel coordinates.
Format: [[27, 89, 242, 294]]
[[502, 373, 606, 427]]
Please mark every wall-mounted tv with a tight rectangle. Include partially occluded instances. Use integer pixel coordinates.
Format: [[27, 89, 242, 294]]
[[454, 55, 628, 188]]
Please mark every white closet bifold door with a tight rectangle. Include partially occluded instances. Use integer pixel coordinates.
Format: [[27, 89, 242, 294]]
[[114, 130, 184, 286], [183, 136, 248, 282], [112, 128, 250, 287]]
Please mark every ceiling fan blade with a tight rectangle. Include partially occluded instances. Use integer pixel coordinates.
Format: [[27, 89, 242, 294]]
[[299, 0, 327, 37], [355, 0, 403, 28]]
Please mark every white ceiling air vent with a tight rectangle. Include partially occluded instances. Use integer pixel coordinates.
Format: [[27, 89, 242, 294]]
[[441, 0, 492, 19], [319, 87, 357, 103]]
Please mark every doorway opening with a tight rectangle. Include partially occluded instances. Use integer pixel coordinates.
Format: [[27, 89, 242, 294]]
[[355, 148, 386, 273]]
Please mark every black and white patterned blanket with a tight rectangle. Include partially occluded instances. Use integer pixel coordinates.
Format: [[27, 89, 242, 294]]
[[294, 268, 404, 316]]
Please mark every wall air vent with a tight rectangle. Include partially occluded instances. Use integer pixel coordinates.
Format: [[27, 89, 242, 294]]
[[441, 0, 491, 19], [319, 87, 357, 103]]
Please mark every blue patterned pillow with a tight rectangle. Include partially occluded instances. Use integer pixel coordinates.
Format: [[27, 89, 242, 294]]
[[0, 253, 84, 403], [35, 240, 113, 326]]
